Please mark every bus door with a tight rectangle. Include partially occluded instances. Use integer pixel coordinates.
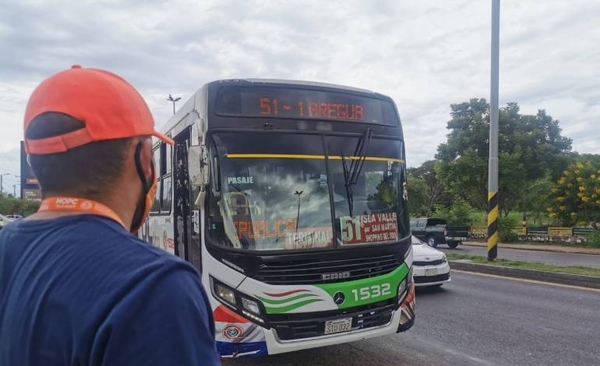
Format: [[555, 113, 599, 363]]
[[173, 127, 202, 272]]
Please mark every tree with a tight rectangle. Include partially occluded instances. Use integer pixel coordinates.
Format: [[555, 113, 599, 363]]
[[522, 176, 554, 225], [0, 194, 40, 217], [406, 175, 427, 217], [407, 160, 451, 216], [436, 99, 572, 216], [547, 160, 600, 229]]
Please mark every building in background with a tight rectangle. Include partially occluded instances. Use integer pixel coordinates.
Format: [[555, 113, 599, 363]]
[[20, 141, 41, 201]]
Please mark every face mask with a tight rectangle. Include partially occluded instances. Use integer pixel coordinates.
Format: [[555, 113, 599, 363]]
[[131, 167, 156, 233], [130, 142, 157, 233]]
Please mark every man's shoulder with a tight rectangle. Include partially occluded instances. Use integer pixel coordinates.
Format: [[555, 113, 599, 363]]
[[3, 215, 196, 275], [98, 226, 195, 274], [126, 235, 191, 267]]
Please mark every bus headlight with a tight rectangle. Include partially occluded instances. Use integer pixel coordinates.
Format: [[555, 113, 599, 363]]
[[397, 279, 407, 304], [215, 282, 237, 306], [211, 277, 267, 325], [241, 297, 265, 324], [241, 297, 261, 315]]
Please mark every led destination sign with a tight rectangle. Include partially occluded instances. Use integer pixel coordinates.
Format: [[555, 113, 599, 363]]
[[215, 86, 399, 125]]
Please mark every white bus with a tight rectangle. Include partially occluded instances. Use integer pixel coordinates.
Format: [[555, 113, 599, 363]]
[[140, 79, 415, 358]]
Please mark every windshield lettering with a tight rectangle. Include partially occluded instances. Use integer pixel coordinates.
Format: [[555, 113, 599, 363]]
[[234, 219, 296, 240], [340, 213, 398, 245], [227, 176, 254, 185]]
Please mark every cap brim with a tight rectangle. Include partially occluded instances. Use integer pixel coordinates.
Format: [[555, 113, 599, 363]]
[[153, 130, 174, 145]]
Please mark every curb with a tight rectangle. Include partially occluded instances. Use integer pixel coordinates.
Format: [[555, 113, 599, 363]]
[[461, 242, 600, 255], [450, 261, 600, 290]]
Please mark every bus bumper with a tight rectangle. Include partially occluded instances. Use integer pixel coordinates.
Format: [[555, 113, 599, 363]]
[[397, 282, 416, 333], [263, 301, 413, 355], [217, 283, 416, 358]]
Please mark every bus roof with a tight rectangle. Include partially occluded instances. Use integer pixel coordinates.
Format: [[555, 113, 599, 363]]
[[217, 78, 382, 96]]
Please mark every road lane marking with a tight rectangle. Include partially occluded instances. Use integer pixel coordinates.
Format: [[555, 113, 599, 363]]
[[452, 269, 600, 293], [406, 334, 496, 366]]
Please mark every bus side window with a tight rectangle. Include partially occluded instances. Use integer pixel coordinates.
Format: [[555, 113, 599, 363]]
[[161, 176, 172, 212], [151, 146, 162, 213], [165, 143, 172, 175], [152, 177, 161, 212]]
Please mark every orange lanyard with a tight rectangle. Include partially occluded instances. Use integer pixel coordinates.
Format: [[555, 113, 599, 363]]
[[38, 197, 127, 230]]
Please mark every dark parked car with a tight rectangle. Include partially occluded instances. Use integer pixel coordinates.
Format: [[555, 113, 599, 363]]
[[410, 217, 471, 248]]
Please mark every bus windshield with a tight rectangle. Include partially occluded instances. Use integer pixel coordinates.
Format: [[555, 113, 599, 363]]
[[206, 132, 409, 251]]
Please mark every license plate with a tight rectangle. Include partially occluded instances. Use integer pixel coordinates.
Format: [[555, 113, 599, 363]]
[[324, 317, 352, 335], [425, 268, 438, 276]]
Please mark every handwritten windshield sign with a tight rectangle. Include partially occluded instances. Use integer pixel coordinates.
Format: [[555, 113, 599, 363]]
[[285, 227, 333, 249], [339, 213, 398, 245]]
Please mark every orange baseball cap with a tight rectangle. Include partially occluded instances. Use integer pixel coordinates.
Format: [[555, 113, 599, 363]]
[[24, 65, 174, 155]]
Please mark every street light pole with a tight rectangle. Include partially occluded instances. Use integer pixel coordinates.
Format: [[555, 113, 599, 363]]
[[167, 94, 181, 115], [15, 175, 21, 199], [487, 0, 500, 261], [294, 190, 303, 232]]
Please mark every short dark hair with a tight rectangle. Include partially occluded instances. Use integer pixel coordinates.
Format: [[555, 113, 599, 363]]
[[26, 112, 132, 199]]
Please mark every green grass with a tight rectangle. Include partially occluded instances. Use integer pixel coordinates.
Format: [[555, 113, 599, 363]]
[[446, 253, 600, 277]]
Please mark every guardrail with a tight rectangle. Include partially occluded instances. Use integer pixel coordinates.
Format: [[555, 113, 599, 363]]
[[470, 225, 598, 243]]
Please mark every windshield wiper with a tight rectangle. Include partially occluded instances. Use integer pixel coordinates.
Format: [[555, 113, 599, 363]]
[[341, 128, 373, 217]]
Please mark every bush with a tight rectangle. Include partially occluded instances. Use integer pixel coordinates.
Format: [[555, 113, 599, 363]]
[[588, 232, 600, 248], [498, 216, 519, 243], [432, 197, 475, 225], [0, 194, 40, 217]]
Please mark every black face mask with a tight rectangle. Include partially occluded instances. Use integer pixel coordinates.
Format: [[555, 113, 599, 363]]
[[130, 142, 154, 233]]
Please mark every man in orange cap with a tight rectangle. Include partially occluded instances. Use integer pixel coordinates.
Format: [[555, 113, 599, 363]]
[[0, 66, 221, 365]]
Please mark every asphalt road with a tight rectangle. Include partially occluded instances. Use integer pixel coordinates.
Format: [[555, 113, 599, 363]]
[[439, 245, 600, 268], [223, 271, 600, 366]]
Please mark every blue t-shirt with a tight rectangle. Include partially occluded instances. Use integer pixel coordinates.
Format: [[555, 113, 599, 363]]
[[0, 215, 221, 366]]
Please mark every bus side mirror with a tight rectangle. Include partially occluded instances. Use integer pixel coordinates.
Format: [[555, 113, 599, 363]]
[[188, 145, 208, 188], [211, 155, 221, 198]]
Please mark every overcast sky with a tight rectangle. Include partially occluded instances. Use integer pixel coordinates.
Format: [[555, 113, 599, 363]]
[[1, 0, 599, 194]]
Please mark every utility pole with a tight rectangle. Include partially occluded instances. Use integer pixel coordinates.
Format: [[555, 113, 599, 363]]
[[0, 173, 9, 196], [167, 94, 181, 115], [487, 0, 500, 261]]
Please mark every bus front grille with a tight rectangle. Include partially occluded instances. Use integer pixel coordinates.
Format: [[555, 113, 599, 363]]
[[254, 253, 400, 285], [269, 303, 396, 341]]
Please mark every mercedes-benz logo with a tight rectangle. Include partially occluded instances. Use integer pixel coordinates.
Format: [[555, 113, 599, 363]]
[[333, 291, 345, 305]]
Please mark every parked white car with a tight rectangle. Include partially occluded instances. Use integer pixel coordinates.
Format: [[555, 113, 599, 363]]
[[0, 214, 15, 230], [411, 235, 451, 287]]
